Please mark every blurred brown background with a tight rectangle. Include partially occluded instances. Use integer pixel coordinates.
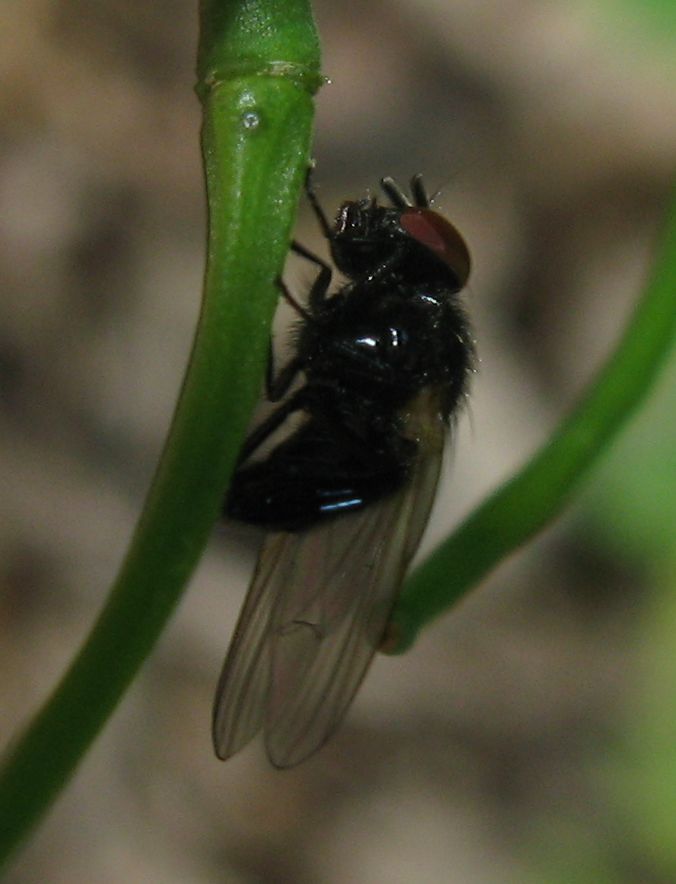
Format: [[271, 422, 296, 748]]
[[2, 1, 676, 881]]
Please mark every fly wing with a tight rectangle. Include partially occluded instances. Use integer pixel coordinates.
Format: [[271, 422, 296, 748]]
[[212, 532, 289, 759], [212, 501, 405, 763], [213, 390, 446, 767], [265, 392, 446, 767]]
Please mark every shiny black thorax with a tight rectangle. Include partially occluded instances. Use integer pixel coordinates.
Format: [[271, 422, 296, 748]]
[[226, 176, 473, 532]]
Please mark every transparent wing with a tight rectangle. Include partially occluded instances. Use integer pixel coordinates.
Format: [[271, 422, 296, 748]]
[[212, 533, 288, 759], [213, 392, 446, 767]]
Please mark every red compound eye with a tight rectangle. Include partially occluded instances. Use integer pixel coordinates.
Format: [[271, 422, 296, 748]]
[[400, 208, 471, 289]]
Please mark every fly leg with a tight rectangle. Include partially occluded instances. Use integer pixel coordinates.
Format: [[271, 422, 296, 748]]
[[265, 271, 312, 401], [290, 241, 333, 312], [265, 346, 302, 402], [234, 388, 308, 466], [303, 165, 333, 240], [277, 274, 313, 324], [291, 165, 335, 311]]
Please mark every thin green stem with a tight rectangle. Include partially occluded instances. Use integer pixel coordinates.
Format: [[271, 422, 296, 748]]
[[389, 190, 676, 652], [0, 0, 320, 868]]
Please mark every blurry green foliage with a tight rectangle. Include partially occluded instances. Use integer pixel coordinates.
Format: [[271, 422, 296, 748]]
[[581, 346, 676, 569], [528, 229, 676, 882]]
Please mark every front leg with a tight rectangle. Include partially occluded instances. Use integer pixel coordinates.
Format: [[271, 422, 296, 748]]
[[303, 165, 333, 240], [290, 241, 333, 312]]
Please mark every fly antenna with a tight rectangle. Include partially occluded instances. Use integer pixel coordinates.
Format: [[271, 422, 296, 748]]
[[380, 176, 412, 209]]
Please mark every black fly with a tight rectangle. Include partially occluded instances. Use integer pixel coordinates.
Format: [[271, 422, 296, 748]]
[[213, 172, 473, 767]]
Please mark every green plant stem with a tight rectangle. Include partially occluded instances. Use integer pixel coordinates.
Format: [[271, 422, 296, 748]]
[[0, 0, 320, 868], [389, 191, 676, 652]]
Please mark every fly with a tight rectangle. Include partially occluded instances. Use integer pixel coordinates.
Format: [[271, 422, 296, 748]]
[[213, 171, 474, 767]]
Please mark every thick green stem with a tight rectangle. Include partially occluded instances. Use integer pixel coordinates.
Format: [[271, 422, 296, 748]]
[[0, 0, 320, 867], [389, 192, 676, 652]]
